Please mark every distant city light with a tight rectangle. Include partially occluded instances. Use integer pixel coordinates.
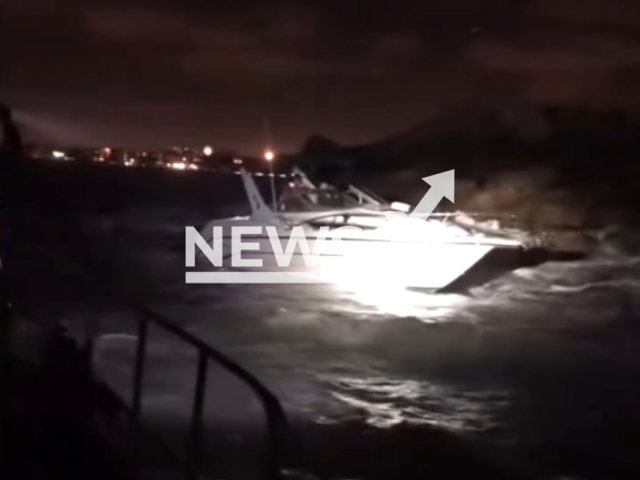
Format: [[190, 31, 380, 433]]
[[171, 162, 186, 170], [103, 147, 111, 156], [264, 149, 274, 162], [203, 146, 213, 156], [233, 158, 243, 165], [52, 150, 65, 159], [189, 164, 199, 170]]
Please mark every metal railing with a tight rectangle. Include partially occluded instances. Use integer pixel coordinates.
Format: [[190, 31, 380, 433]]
[[128, 299, 288, 479], [28, 242, 289, 480]]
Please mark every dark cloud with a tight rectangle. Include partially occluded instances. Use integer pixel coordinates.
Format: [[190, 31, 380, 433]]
[[466, 0, 640, 107], [2, 0, 640, 152]]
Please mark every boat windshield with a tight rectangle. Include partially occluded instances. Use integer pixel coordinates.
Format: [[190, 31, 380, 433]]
[[278, 185, 361, 211]]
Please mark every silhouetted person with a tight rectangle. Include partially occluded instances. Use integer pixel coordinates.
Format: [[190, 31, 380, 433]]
[[0, 104, 23, 160], [0, 105, 20, 473], [0, 104, 22, 337]]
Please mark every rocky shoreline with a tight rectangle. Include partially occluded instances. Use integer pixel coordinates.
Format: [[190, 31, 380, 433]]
[[360, 166, 640, 256]]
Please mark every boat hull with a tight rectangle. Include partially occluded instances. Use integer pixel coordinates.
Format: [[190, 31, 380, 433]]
[[195, 222, 522, 290]]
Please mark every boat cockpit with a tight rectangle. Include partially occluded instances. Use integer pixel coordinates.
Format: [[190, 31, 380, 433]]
[[278, 183, 365, 212]]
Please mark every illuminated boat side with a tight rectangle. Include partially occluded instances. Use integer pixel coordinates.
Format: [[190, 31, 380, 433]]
[[196, 169, 525, 291]]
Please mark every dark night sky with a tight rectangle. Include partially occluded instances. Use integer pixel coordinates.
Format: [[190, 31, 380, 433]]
[[3, 0, 640, 154]]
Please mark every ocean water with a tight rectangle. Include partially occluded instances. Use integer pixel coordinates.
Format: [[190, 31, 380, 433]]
[[16, 163, 640, 480]]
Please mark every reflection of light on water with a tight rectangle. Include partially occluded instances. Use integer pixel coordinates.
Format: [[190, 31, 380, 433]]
[[320, 256, 470, 318], [317, 245, 433, 316], [337, 282, 433, 317], [331, 392, 405, 427], [329, 377, 510, 430]]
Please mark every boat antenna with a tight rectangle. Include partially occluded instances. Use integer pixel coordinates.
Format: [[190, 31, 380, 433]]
[[263, 114, 277, 211]]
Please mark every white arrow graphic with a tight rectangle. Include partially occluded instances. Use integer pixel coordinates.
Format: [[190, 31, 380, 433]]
[[409, 169, 455, 219]]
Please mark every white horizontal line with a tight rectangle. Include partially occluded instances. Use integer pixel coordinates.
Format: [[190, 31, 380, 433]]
[[186, 272, 333, 284]]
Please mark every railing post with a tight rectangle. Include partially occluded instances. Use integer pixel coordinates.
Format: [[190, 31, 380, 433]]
[[132, 316, 148, 420], [187, 350, 208, 468], [263, 400, 286, 480]]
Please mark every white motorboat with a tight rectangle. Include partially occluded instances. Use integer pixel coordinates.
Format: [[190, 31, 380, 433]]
[[196, 168, 529, 291]]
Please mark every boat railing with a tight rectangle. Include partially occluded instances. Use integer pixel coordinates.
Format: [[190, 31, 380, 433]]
[[27, 242, 289, 480]]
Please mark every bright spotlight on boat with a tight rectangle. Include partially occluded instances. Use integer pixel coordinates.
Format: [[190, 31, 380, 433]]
[[264, 150, 274, 162], [203, 146, 213, 156]]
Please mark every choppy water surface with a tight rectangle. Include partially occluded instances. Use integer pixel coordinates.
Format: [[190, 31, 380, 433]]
[[22, 167, 640, 480]]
